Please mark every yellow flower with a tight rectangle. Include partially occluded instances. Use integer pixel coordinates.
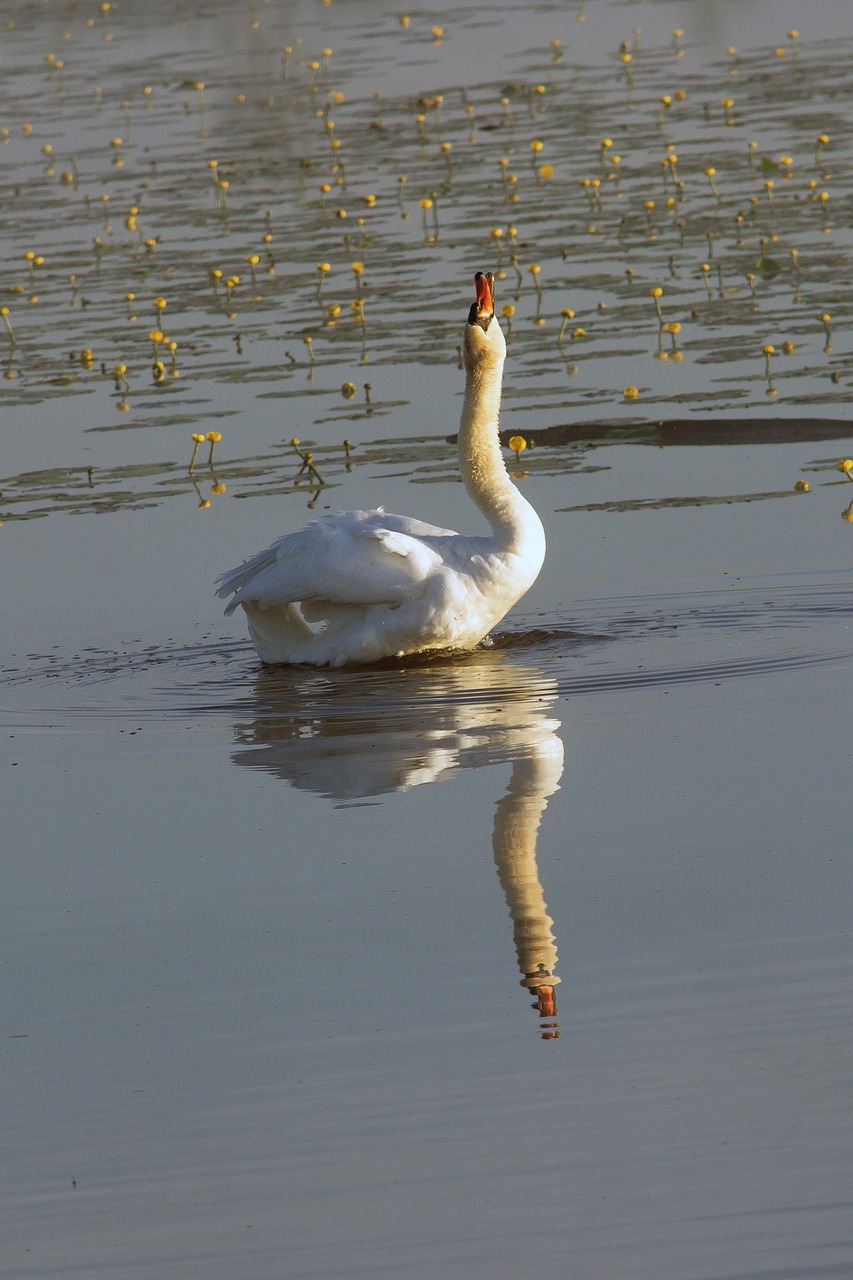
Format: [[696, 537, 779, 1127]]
[[623, 386, 639, 400], [836, 459, 853, 473]]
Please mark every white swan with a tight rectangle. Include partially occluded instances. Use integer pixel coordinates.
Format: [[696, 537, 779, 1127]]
[[215, 271, 545, 667]]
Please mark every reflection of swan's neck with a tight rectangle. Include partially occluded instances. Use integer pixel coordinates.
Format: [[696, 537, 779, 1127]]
[[459, 353, 544, 557], [492, 738, 563, 1034]]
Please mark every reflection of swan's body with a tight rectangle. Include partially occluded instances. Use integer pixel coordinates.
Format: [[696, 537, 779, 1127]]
[[230, 653, 562, 1033], [216, 272, 545, 667]]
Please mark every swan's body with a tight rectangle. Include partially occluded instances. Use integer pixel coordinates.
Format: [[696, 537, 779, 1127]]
[[216, 272, 545, 666]]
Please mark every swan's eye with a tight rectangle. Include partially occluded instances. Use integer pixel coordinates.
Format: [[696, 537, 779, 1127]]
[[468, 301, 492, 331]]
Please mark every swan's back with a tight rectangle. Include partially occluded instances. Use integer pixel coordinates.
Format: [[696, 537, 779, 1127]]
[[216, 509, 455, 616]]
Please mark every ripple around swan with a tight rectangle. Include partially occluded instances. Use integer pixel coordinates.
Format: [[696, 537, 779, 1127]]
[[1, 581, 850, 729]]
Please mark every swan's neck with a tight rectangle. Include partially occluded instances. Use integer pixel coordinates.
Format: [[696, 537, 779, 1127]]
[[459, 355, 541, 554]]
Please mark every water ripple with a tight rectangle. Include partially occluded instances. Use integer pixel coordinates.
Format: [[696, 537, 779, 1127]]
[[1, 582, 850, 726]]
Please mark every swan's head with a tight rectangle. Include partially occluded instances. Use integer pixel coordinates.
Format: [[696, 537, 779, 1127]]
[[463, 271, 506, 371]]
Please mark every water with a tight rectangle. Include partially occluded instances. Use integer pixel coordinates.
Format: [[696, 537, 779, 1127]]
[[2, 2, 853, 1277]]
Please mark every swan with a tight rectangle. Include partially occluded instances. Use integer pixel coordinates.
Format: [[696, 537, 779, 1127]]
[[215, 270, 546, 667]]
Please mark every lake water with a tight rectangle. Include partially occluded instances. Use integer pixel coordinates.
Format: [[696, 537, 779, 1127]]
[[3, 1, 853, 1277]]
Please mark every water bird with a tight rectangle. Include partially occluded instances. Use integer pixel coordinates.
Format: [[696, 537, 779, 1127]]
[[216, 271, 545, 666]]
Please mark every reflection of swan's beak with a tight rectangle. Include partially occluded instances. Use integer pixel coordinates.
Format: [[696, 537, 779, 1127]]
[[534, 985, 558, 1018], [534, 985, 560, 1040]]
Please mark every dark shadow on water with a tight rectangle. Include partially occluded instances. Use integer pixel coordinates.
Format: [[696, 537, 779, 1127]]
[[511, 417, 853, 450]]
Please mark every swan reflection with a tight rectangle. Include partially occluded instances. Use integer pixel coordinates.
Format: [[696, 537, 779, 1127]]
[[230, 648, 563, 1036]]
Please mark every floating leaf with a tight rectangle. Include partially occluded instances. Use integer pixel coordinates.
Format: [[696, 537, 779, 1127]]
[[755, 256, 781, 279]]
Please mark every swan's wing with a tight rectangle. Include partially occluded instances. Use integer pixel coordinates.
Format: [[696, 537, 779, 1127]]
[[216, 510, 447, 615], [368, 510, 459, 540]]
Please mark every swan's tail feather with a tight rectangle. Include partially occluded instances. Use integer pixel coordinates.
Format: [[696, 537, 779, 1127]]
[[215, 548, 279, 614]]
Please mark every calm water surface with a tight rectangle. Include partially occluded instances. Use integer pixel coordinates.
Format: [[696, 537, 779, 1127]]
[[2, 1, 853, 1277]]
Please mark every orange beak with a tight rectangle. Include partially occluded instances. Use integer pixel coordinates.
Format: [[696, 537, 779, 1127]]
[[474, 270, 495, 319]]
